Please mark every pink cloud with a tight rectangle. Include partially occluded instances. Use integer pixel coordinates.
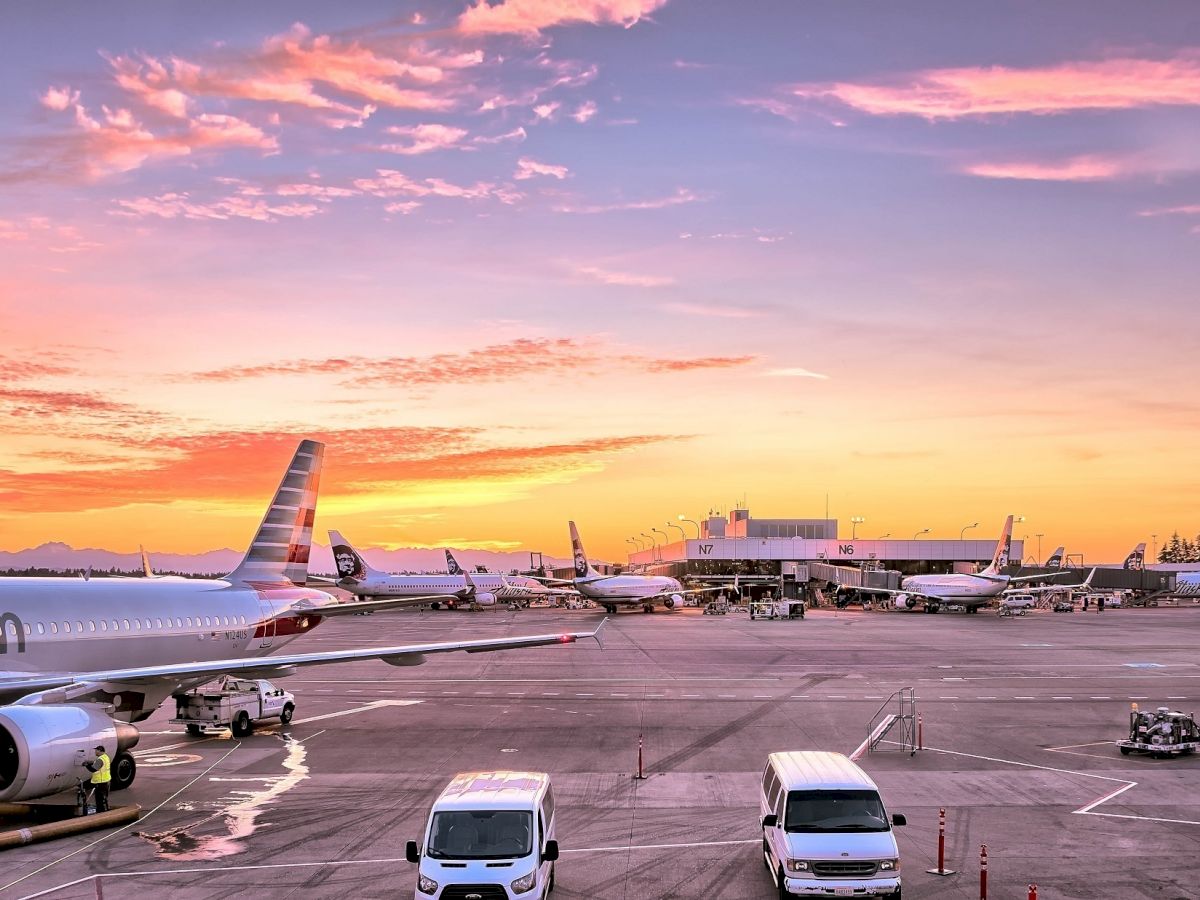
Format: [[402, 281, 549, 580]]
[[576, 265, 673, 287], [570, 100, 598, 123], [792, 55, 1200, 120], [1138, 204, 1200, 217], [40, 86, 79, 112], [113, 191, 320, 222], [532, 101, 560, 120], [380, 123, 469, 155], [458, 0, 668, 35], [514, 157, 568, 180], [553, 187, 704, 214], [662, 302, 766, 319], [107, 55, 191, 118], [474, 126, 527, 144], [354, 168, 500, 202], [963, 155, 1126, 181]]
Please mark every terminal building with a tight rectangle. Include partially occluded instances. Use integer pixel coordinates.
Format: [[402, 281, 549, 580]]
[[615, 509, 1174, 600]]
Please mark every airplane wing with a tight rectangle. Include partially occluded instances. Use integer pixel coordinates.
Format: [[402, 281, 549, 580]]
[[1005, 571, 1077, 583], [1004, 568, 1096, 593], [294, 594, 461, 616], [0, 623, 605, 705], [837, 585, 948, 602]]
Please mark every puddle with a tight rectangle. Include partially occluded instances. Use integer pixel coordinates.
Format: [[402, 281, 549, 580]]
[[137, 735, 309, 860]]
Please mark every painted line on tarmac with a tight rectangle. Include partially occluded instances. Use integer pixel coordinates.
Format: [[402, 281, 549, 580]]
[[917, 744, 1200, 826], [562, 838, 759, 854]]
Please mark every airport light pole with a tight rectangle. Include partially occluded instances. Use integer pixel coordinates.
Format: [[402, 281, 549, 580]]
[[850, 516, 865, 539], [1152, 534, 1158, 561], [960, 522, 978, 540], [626, 538, 639, 557], [641, 532, 658, 563], [630, 536, 646, 551], [1036, 533, 1044, 563], [651, 527, 669, 557], [913, 528, 930, 540], [678, 514, 701, 539], [667, 522, 686, 541]]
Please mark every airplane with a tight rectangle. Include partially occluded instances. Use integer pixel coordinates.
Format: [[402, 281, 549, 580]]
[[1123, 542, 1146, 571], [328, 532, 543, 608], [850, 516, 1075, 614], [1044, 546, 1065, 569], [445, 549, 551, 602], [0, 439, 598, 804], [553, 521, 721, 614]]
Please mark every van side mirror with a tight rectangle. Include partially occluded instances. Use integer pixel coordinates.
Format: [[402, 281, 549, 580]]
[[891, 813, 907, 827], [405, 841, 420, 863], [762, 814, 778, 828], [542, 840, 559, 862]]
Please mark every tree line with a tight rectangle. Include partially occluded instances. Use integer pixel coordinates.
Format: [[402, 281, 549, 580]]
[[1157, 532, 1200, 563]]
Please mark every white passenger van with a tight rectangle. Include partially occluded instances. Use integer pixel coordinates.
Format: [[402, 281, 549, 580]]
[[406, 771, 558, 900], [760, 751, 905, 899]]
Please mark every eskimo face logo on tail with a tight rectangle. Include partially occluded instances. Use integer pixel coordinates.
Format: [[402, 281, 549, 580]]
[[1126, 549, 1144, 571], [573, 548, 588, 578], [445, 551, 463, 575], [334, 548, 364, 580], [996, 534, 1011, 568]]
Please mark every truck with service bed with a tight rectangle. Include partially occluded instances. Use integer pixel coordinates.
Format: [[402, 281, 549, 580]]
[[171, 677, 295, 737]]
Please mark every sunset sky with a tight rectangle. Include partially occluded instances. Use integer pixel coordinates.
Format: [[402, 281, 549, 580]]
[[1, 1, 1198, 565]]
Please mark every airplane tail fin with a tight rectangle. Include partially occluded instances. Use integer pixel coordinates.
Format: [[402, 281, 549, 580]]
[[140, 545, 154, 578], [569, 521, 600, 579], [328, 529, 380, 583], [980, 515, 1014, 575], [445, 549, 464, 575], [1124, 542, 1146, 571], [227, 439, 323, 586], [1082, 567, 1096, 587], [1045, 546, 1064, 569]]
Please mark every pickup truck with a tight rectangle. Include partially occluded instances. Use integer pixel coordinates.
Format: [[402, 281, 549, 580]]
[[171, 678, 296, 737]]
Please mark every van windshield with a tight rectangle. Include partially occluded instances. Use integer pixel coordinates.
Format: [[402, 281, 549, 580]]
[[426, 810, 533, 860], [785, 790, 889, 833]]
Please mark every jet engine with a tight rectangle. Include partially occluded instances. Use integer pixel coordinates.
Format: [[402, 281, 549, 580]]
[[0, 704, 139, 802], [663, 594, 685, 610], [894, 594, 917, 610], [473, 592, 497, 607]]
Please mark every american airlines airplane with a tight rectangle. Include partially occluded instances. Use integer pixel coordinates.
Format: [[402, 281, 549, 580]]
[[858, 516, 1074, 613], [328, 532, 545, 608], [554, 521, 718, 614], [0, 440, 596, 804]]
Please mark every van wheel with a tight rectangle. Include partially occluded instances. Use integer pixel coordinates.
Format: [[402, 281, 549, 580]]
[[232, 711, 252, 737], [280, 703, 294, 725]]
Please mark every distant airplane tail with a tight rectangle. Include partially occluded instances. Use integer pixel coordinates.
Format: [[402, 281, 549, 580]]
[[1123, 542, 1146, 571], [980, 515, 1014, 576], [327, 529, 380, 583], [1045, 546, 1064, 569], [445, 549, 464, 575], [568, 521, 600, 579], [227, 439, 323, 586], [140, 544, 155, 578]]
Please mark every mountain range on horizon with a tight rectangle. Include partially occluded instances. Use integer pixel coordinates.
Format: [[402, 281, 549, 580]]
[[0, 541, 571, 576]]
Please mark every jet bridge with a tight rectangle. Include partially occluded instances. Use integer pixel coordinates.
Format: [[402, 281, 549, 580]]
[[807, 562, 900, 591]]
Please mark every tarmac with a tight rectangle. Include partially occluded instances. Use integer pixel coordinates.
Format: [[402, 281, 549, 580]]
[[3, 602, 1199, 899]]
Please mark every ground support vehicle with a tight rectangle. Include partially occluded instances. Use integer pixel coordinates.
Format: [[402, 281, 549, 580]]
[[1052, 599, 1075, 613], [704, 599, 729, 615], [171, 678, 295, 737], [1118, 706, 1200, 758], [750, 600, 805, 620]]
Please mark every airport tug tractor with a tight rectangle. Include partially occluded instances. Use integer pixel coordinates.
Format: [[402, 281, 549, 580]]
[[1118, 703, 1200, 758]]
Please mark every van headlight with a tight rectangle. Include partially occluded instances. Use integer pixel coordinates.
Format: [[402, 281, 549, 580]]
[[878, 858, 899, 871], [417, 873, 438, 894], [510, 870, 537, 894], [787, 859, 810, 872]]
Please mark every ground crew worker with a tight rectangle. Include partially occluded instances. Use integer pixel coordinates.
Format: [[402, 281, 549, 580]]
[[84, 744, 111, 813]]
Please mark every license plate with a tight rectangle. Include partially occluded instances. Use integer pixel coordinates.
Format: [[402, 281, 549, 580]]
[[833, 890, 854, 897]]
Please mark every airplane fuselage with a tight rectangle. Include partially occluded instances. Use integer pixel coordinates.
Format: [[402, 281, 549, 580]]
[[340, 574, 544, 601], [900, 573, 1008, 606], [574, 575, 683, 604], [0, 577, 333, 699]]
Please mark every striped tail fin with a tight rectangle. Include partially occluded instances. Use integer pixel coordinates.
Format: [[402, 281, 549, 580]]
[[226, 439, 323, 586]]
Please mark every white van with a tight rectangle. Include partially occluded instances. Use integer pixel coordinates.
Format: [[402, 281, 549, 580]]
[[406, 771, 558, 899], [760, 751, 904, 899]]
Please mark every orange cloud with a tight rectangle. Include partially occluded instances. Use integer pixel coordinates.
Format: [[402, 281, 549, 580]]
[[645, 356, 755, 372], [963, 155, 1126, 181], [0, 427, 684, 514], [458, 0, 668, 35], [791, 55, 1200, 119]]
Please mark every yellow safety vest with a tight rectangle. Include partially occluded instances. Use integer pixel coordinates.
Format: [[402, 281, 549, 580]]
[[91, 753, 111, 784]]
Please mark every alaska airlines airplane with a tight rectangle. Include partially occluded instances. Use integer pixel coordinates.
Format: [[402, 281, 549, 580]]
[[444, 549, 549, 602], [556, 521, 718, 613], [862, 516, 1073, 613], [329, 533, 544, 608], [0, 440, 596, 804], [1044, 546, 1065, 569], [1123, 542, 1146, 571]]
